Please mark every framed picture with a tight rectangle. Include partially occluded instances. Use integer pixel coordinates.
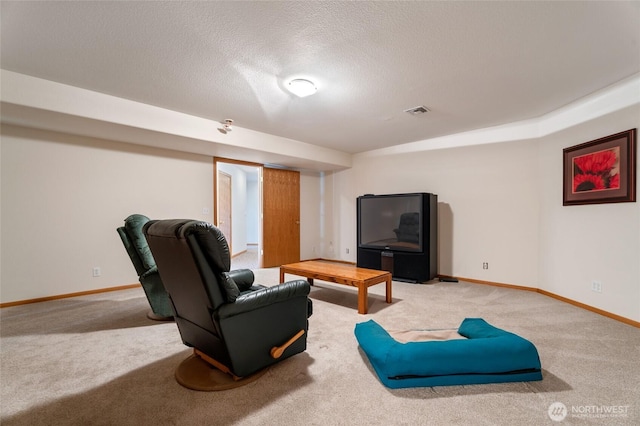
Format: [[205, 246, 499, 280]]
[[563, 129, 636, 206]]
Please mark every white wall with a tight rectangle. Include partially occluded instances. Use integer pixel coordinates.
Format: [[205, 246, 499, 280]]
[[322, 168, 356, 260], [0, 125, 214, 303], [325, 106, 640, 322], [538, 105, 640, 321], [328, 139, 540, 287], [0, 127, 325, 303], [300, 171, 323, 261]]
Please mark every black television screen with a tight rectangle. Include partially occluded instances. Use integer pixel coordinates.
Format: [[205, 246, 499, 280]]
[[357, 193, 423, 252]]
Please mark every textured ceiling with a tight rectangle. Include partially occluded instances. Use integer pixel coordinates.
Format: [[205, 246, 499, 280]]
[[1, 1, 639, 154]]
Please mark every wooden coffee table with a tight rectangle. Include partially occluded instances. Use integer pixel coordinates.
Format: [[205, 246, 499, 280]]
[[280, 260, 392, 314]]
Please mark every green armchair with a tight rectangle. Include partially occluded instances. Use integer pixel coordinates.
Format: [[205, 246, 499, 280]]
[[117, 214, 173, 320]]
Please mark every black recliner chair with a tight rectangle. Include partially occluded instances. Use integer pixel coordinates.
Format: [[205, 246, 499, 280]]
[[117, 214, 173, 320], [393, 212, 420, 244], [143, 219, 312, 389]]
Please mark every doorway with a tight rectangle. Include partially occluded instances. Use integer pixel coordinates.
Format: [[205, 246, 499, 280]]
[[215, 159, 262, 270], [217, 171, 232, 253], [214, 158, 302, 270]]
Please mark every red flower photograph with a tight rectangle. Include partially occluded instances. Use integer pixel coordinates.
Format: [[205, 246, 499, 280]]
[[563, 129, 636, 206], [572, 147, 620, 193]]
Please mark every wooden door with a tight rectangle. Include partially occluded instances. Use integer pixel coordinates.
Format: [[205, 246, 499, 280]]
[[217, 171, 232, 251], [262, 168, 300, 267]]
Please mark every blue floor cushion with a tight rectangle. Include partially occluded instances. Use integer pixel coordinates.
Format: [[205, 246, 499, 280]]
[[354, 318, 542, 388]]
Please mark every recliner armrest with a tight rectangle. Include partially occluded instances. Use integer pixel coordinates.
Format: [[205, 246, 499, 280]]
[[217, 280, 310, 319], [140, 265, 158, 280], [228, 269, 255, 291]]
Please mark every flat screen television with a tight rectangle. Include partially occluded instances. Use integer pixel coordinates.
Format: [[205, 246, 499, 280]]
[[357, 193, 424, 253]]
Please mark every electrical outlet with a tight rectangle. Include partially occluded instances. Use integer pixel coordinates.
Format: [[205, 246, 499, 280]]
[[591, 281, 602, 293], [482, 262, 489, 270], [92, 267, 101, 277], [346, 248, 350, 254]]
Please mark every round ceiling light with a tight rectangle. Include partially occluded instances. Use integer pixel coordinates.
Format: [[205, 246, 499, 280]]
[[287, 79, 317, 98]]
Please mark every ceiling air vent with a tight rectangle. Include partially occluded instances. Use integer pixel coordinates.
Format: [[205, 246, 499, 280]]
[[404, 106, 430, 115]]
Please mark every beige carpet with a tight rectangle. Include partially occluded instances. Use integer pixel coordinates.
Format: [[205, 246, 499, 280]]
[[1, 268, 639, 425], [231, 245, 259, 270]]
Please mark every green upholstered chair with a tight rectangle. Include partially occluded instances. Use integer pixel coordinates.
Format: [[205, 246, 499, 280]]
[[117, 214, 173, 320]]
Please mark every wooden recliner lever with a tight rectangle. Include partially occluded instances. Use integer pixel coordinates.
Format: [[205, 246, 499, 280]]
[[270, 329, 305, 359]]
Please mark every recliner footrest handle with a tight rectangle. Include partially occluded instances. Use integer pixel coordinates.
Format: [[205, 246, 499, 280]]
[[270, 329, 305, 359]]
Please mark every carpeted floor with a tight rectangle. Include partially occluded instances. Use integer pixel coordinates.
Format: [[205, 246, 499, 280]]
[[1, 268, 639, 425], [231, 245, 259, 270]]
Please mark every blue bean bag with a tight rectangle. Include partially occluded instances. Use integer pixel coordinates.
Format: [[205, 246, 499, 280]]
[[354, 318, 542, 388]]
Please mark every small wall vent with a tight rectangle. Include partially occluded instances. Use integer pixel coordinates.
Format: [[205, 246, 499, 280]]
[[404, 106, 430, 115]]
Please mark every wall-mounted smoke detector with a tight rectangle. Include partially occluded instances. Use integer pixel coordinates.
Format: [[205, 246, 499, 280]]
[[404, 106, 430, 115]]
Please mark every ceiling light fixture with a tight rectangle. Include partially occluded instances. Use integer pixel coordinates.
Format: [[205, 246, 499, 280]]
[[287, 79, 317, 98]]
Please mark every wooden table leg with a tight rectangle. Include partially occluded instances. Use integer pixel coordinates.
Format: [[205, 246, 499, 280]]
[[279, 269, 285, 283], [308, 278, 314, 286], [358, 284, 368, 314], [385, 276, 392, 304]]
